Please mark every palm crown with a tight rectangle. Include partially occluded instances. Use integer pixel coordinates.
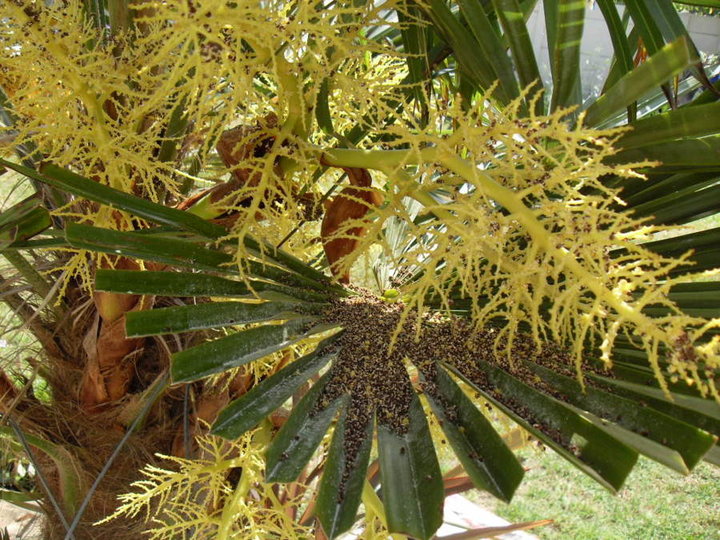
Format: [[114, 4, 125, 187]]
[[0, 1, 719, 538]]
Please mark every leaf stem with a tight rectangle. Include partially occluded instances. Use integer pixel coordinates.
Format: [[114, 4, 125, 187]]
[[216, 421, 272, 540], [2, 251, 52, 300]]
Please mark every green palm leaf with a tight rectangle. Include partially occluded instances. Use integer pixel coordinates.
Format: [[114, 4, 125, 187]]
[[316, 415, 375, 538], [60, 142, 718, 536], [93, 253, 718, 538], [265, 375, 347, 482], [491, 0, 545, 110], [29, 145, 714, 535], [213, 334, 342, 438], [548, 0, 585, 111], [5, 2, 718, 537], [377, 395, 444, 540]]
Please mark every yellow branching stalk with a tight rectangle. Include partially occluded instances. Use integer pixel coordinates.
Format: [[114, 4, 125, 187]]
[[320, 93, 719, 399], [1, 0, 410, 282], [98, 427, 312, 539], [2, 1, 718, 398]]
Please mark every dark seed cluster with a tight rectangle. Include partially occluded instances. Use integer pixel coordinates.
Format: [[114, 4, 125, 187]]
[[442, 330, 575, 447], [314, 288, 580, 492], [319, 290, 415, 454]]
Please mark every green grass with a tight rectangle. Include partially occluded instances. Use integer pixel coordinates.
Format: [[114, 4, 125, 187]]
[[470, 448, 720, 540]]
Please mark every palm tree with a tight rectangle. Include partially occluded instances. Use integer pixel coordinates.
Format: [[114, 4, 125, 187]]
[[0, 0, 718, 538]]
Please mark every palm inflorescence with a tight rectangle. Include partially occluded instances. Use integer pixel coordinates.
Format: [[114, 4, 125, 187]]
[[0, 0, 719, 538]]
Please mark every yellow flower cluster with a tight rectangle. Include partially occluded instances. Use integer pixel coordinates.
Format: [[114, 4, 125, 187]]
[[322, 92, 719, 399], [0, 0, 409, 279], [98, 427, 312, 539], [1, 0, 717, 398]]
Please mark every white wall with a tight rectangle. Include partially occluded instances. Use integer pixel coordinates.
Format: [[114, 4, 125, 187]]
[[525, 3, 720, 100]]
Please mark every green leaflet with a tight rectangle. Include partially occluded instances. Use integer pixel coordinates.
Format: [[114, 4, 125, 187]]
[[593, 377, 720, 428], [595, 0, 634, 79], [444, 360, 638, 492], [265, 375, 348, 482], [665, 282, 720, 318], [624, 0, 665, 55], [621, 171, 718, 206], [3, 158, 336, 288], [398, 2, 431, 123], [424, 365, 524, 502], [548, 0, 585, 111], [212, 333, 341, 438], [243, 255, 333, 293], [125, 301, 313, 337], [157, 96, 190, 165], [422, 0, 517, 104], [316, 415, 374, 539], [641, 226, 720, 275], [616, 97, 720, 150], [585, 37, 699, 126], [97, 268, 329, 304], [491, 0, 544, 113], [96, 270, 251, 296], [171, 318, 333, 383], [672, 1, 720, 7], [605, 227, 720, 277], [0, 158, 224, 239], [377, 393, 444, 540], [609, 135, 720, 172], [67, 224, 234, 273], [457, 0, 520, 101], [630, 183, 720, 226], [316, 77, 334, 135], [527, 362, 716, 471], [72, 225, 331, 296], [242, 234, 341, 291], [596, 0, 636, 121], [0, 196, 51, 249]]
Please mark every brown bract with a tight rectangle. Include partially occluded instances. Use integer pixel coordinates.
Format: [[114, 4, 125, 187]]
[[320, 167, 382, 283], [176, 113, 280, 215], [81, 257, 151, 412], [178, 114, 322, 221]]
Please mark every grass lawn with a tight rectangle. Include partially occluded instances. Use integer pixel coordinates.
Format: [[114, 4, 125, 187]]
[[470, 448, 720, 540]]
